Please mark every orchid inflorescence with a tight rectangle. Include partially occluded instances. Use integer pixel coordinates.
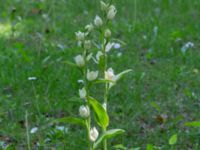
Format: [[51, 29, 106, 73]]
[[61, 1, 131, 149]]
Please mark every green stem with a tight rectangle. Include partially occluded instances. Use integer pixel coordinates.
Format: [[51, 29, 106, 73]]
[[25, 110, 31, 150], [86, 118, 91, 150], [101, 32, 109, 150], [83, 47, 92, 150]]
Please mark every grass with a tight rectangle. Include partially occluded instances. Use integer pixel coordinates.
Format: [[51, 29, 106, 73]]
[[0, 0, 200, 149]]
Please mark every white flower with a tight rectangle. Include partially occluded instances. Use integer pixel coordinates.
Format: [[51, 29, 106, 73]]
[[105, 42, 115, 52], [100, 1, 109, 11], [77, 79, 84, 83], [90, 127, 99, 142], [96, 51, 103, 62], [28, 77, 37, 81], [105, 68, 115, 80], [94, 15, 103, 27], [74, 55, 85, 67], [87, 70, 98, 81], [79, 87, 87, 99], [55, 126, 68, 133], [75, 31, 85, 41], [181, 42, 194, 54], [104, 29, 111, 38], [107, 5, 117, 20], [84, 40, 92, 49], [85, 23, 94, 32], [79, 105, 90, 118], [185, 42, 194, 48], [114, 43, 121, 49], [30, 127, 38, 134]]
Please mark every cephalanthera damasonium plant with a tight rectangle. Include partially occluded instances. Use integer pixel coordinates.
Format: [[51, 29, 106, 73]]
[[56, 1, 132, 150]]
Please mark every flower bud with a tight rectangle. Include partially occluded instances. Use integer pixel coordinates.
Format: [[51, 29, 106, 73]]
[[100, 1, 109, 11], [105, 68, 115, 80], [94, 15, 103, 27], [96, 51, 103, 62], [84, 40, 92, 49], [85, 23, 94, 32], [102, 102, 107, 111], [87, 70, 98, 81], [79, 105, 90, 118], [105, 42, 115, 52], [104, 29, 111, 38], [107, 5, 117, 20], [79, 87, 86, 99], [74, 55, 85, 67], [75, 31, 85, 41], [90, 127, 99, 142]]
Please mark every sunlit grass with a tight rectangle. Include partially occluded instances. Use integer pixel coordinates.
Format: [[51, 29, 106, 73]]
[[0, 22, 12, 37], [0, 22, 23, 38]]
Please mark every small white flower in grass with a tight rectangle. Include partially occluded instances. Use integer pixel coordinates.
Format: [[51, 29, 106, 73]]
[[90, 127, 99, 142], [56, 126, 65, 131], [74, 55, 85, 67], [87, 70, 98, 81], [96, 51, 103, 62], [79, 105, 90, 118], [105, 42, 115, 52], [114, 43, 121, 49], [30, 127, 38, 134], [107, 5, 117, 20], [181, 42, 194, 54], [75, 31, 85, 41], [28, 77, 37, 81], [94, 15, 103, 27], [79, 87, 86, 99], [85, 23, 94, 32], [105, 68, 115, 81], [104, 29, 111, 38], [77, 79, 84, 84], [185, 42, 194, 48], [84, 40, 92, 49]]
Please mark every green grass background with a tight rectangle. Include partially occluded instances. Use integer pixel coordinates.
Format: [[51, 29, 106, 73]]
[[0, 0, 200, 149]]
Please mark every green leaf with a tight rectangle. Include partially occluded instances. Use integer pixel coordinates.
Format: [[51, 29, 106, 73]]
[[146, 144, 154, 150], [94, 129, 125, 149], [184, 121, 200, 127], [169, 134, 177, 145], [88, 97, 109, 129], [115, 69, 132, 81], [62, 60, 77, 67], [52, 117, 85, 126], [113, 144, 127, 150], [109, 69, 132, 89]]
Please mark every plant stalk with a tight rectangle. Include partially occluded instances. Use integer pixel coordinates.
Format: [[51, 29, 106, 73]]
[[102, 33, 109, 150], [25, 110, 31, 150], [83, 47, 92, 150]]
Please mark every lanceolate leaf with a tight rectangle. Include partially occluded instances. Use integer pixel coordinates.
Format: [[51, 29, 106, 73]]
[[109, 69, 132, 89], [62, 60, 77, 67], [169, 134, 177, 145], [52, 117, 85, 126], [115, 69, 132, 82], [88, 97, 109, 129], [184, 121, 200, 127], [94, 129, 125, 149]]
